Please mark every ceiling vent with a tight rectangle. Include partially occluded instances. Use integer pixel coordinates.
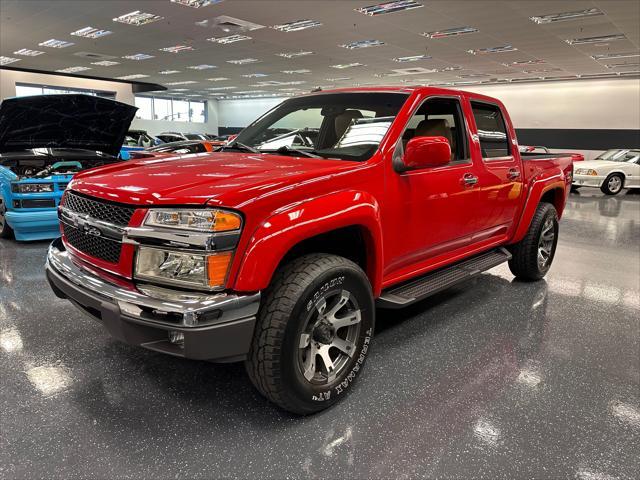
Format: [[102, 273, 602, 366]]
[[74, 52, 117, 60]]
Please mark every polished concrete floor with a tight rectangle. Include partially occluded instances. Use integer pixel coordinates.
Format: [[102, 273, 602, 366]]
[[1, 190, 639, 479]]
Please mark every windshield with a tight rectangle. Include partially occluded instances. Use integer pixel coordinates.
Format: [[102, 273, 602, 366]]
[[596, 149, 640, 163], [233, 92, 409, 161]]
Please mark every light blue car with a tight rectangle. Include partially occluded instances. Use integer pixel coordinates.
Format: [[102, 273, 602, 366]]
[[0, 94, 137, 241]]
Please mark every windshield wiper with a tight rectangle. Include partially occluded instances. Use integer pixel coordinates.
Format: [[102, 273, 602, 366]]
[[219, 141, 259, 153], [270, 146, 322, 158]]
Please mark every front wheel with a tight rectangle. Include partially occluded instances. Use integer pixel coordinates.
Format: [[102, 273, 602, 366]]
[[601, 173, 624, 195], [508, 203, 559, 281], [245, 254, 375, 415], [0, 199, 14, 239]]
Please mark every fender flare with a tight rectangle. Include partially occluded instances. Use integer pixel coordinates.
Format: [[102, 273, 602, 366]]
[[512, 176, 566, 244], [233, 190, 384, 295]]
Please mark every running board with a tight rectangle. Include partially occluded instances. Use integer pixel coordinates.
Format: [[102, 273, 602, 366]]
[[376, 248, 512, 309]]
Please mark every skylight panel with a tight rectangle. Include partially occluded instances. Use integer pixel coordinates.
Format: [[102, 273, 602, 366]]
[[165, 80, 198, 85], [566, 34, 626, 45], [592, 52, 640, 61], [0, 56, 21, 65], [330, 63, 365, 69], [160, 45, 195, 53], [467, 45, 517, 55], [227, 58, 260, 65], [91, 60, 119, 66], [113, 11, 164, 26], [422, 26, 478, 38], [393, 54, 431, 62], [171, 0, 223, 8], [39, 39, 75, 48], [159, 70, 181, 74], [276, 51, 314, 59], [71, 27, 113, 39], [340, 39, 385, 49], [530, 8, 603, 24], [207, 77, 229, 81], [356, 1, 423, 16], [56, 66, 92, 73], [14, 49, 45, 56], [122, 53, 155, 60], [188, 64, 217, 70], [272, 20, 322, 32], [117, 74, 150, 80], [207, 34, 252, 44], [281, 69, 312, 74]]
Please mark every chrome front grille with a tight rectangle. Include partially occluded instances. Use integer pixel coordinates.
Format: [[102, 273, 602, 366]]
[[63, 191, 135, 227]]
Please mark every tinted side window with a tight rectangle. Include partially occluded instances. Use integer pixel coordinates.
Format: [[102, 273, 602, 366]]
[[471, 102, 510, 158]]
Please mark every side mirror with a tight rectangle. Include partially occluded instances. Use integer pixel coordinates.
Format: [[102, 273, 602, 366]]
[[400, 136, 451, 171]]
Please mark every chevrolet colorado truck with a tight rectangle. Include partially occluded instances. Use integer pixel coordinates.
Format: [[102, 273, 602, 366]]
[[46, 87, 573, 414]]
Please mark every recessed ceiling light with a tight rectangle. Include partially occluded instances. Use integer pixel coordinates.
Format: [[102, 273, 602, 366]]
[[207, 86, 237, 90], [592, 52, 640, 61], [160, 45, 195, 53], [276, 51, 314, 59], [39, 39, 75, 48], [508, 77, 543, 83], [326, 77, 351, 81], [117, 74, 150, 80], [467, 45, 517, 55], [438, 65, 462, 72], [279, 88, 303, 92], [281, 69, 312, 74], [207, 34, 251, 44], [227, 58, 260, 65], [253, 80, 305, 86], [0, 56, 21, 65], [159, 70, 181, 74], [523, 68, 562, 74], [165, 80, 198, 85], [356, 1, 423, 16], [272, 20, 322, 32], [71, 27, 113, 39], [122, 53, 155, 60], [340, 39, 385, 49], [236, 90, 267, 94], [458, 73, 490, 78], [171, 0, 223, 8], [502, 59, 546, 67], [390, 67, 437, 75], [169, 88, 190, 91], [91, 60, 120, 66], [188, 64, 216, 70], [605, 62, 640, 70], [207, 77, 229, 81], [422, 26, 478, 38], [113, 11, 164, 26], [56, 66, 92, 73], [577, 72, 618, 79], [530, 8, 603, 24], [393, 54, 432, 62], [241, 73, 268, 78], [13, 49, 45, 56], [566, 34, 626, 45], [330, 63, 365, 69]]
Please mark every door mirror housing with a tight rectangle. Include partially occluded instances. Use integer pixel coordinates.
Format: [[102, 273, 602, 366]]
[[399, 136, 451, 171]]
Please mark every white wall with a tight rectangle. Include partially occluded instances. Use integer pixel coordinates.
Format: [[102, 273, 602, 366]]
[[217, 97, 282, 128]]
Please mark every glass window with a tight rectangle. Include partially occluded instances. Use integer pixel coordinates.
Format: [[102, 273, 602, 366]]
[[189, 101, 206, 123], [471, 102, 510, 158], [135, 97, 153, 120], [153, 98, 172, 121], [172, 100, 190, 121]]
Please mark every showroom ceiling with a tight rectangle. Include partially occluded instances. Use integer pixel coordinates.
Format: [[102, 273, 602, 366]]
[[1, 0, 639, 99]]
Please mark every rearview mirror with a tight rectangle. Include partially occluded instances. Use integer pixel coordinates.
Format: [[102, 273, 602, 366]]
[[400, 136, 451, 171]]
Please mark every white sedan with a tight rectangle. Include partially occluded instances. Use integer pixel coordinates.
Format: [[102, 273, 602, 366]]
[[573, 149, 640, 195]]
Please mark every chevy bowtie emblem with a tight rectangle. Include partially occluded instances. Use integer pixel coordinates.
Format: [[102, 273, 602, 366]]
[[84, 226, 102, 237]]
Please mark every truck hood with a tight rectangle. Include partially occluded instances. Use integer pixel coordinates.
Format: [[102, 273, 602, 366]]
[[69, 152, 357, 206], [0, 94, 136, 156]]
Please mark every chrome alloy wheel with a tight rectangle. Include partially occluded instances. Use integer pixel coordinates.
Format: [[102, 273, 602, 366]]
[[537, 217, 555, 269], [607, 175, 622, 194], [298, 290, 361, 385]]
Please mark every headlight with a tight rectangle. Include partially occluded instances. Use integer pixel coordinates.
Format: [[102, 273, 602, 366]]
[[11, 183, 54, 193], [135, 246, 232, 289], [144, 208, 241, 232], [575, 169, 598, 176]]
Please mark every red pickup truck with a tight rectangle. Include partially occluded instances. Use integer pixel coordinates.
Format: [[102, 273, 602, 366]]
[[46, 87, 573, 414]]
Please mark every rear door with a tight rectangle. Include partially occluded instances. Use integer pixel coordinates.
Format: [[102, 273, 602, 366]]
[[468, 100, 524, 241]]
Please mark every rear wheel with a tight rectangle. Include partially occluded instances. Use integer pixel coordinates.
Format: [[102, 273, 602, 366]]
[[245, 254, 375, 415], [0, 199, 14, 239], [508, 203, 558, 281], [601, 173, 624, 195]]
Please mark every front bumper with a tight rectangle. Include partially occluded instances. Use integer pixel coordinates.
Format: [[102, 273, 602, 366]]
[[573, 174, 604, 188], [45, 238, 260, 362], [5, 209, 60, 241]]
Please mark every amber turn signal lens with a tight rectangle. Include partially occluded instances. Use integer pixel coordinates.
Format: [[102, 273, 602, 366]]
[[214, 211, 242, 232], [207, 251, 233, 287]]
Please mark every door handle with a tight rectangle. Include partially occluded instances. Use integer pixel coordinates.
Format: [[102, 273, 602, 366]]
[[507, 168, 521, 180], [462, 173, 478, 186]]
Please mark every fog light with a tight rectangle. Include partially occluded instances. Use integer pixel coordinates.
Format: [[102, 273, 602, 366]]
[[168, 331, 184, 346]]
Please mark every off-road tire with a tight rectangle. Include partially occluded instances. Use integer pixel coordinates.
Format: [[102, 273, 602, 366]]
[[600, 173, 624, 195], [245, 254, 375, 415], [508, 202, 558, 281]]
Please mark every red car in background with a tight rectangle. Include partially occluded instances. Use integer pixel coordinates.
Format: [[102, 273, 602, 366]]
[[520, 145, 584, 162]]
